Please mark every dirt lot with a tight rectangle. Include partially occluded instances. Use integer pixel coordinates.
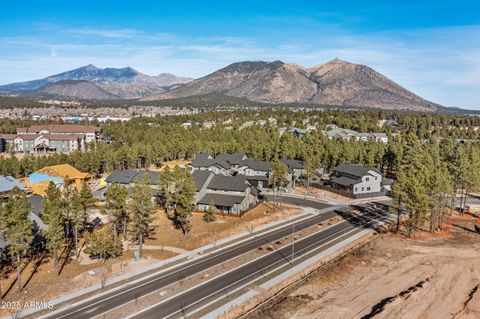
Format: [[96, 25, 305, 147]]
[[0, 203, 298, 317], [145, 203, 301, 250], [247, 216, 480, 319], [293, 186, 352, 203]]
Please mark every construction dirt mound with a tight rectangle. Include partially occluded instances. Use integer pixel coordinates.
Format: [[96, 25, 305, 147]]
[[247, 217, 480, 319]]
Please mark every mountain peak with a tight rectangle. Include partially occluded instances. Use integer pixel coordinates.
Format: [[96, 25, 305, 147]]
[[143, 59, 441, 112], [81, 64, 98, 71]]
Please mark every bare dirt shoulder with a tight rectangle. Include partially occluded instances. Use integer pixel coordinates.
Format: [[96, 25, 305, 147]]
[[246, 217, 480, 319]]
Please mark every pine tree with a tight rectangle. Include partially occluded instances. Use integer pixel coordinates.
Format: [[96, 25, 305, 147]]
[[0, 188, 34, 292], [158, 167, 175, 213], [172, 168, 196, 235], [84, 226, 123, 263], [65, 187, 84, 256], [41, 182, 66, 275], [78, 181, 96, 215], [128, 175, 155, 257], [204, 200, 217, 222], [269, 160, 289, 205], [105, 183, 129, 238]]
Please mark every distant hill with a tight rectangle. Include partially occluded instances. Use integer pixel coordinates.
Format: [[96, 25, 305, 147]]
[[143, 59, 441, 112], [27, 80, 120, 100], [0, 64, 192, 99]]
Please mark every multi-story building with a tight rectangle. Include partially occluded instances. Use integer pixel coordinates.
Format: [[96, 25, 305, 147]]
[[329, 164, 391, 198], [0, 124, 100, 154], [16, 124, 100, 143]]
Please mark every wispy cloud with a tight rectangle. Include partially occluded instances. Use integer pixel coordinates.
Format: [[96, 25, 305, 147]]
[[1, 24, 480, 109], [67, 27, 139, 38]]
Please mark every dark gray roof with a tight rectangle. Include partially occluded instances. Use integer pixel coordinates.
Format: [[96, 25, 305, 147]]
[[215, 152, 248, 165], [382, 178, 394, 186], [333, 164, 379, 178], [0, 176, 26, 193], [106, 169, 159, 185], [245, 175, 269, 181], [106, 169, 138, 184], [191, 153, 214, 167], [28, 195, 43, 216], [241, 159, 272, 172], [198, 193, 247, 206], [134, 171, 160, 184], [331, 176, 361, 186], [192, 170, 212, 191], [281, 159, 304, 172], [214, 160, 231, 169], [207, 174, 248, 192]]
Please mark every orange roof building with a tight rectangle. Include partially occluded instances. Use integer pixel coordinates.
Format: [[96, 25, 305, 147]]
[[27, 164, 91, 195]]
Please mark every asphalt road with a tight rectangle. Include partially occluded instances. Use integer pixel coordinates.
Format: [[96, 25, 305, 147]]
[[131, 214, 374, 319], [41, 201, 334, 319], [263, 194, 333, 210]]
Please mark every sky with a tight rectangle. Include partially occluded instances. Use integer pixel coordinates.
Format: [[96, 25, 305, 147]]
[[1, 1, 480, 109]]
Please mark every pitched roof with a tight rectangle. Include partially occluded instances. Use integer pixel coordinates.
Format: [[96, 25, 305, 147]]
[[105, 169, 159, 185], [27, 195, 43, 216], [17, 125, 99, 134], [134, 170, 160, 184], [35, 164, 89, 180], [331, 176, 361, 186], [215, 152, 248, 165], [0, 176, 27, 193], [106, 169, 143, 184], [190, 154, 215, 167], [18, 134, 42, 140], [281, 159, 304, 172], [241, 159, 272, 172], [197, 193, 247, 206], [192, 170, 212, 191], [0, 134, 18, 140], [382, 178, 394, 186], [42, 134, 84, 141], [207, 174, 249, 192], [333, 164, 379, 178]]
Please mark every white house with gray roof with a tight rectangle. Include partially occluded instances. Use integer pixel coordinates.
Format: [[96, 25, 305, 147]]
[[329, 164, 387, 197]]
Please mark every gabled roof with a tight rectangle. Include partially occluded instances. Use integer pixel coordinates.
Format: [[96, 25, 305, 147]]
[[35, 164, 89, 180], [0, 134, 18, 140], [281, 159, 304, 172], [207, 174, 248, 192], [215, 152, 248, 165], [190, 153, 215, 168], [197, 193, 247, 206], [134, 170, 160, 184], [17, 125, 99, 134], [382, 178, 394, 186], [192, 170, 212, 191], [240, 159, 272, 172], [333, 164, 380, 178], [105, 169, 159, 185], [331, 176, 361, 186], [43, 134, 84, 141], [0, 176, 26, 193]]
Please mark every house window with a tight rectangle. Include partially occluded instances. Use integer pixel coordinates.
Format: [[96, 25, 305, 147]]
[[355, 187, 358, 192], [366, 177, 369, 181], [367, 187, 371, 191], [362, 187, 364, 191], [375, 177, 377, 180]]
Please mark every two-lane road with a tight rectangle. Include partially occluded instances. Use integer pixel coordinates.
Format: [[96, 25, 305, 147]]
[[130, 213, 377, 319], [41, 201, 334, 319]]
